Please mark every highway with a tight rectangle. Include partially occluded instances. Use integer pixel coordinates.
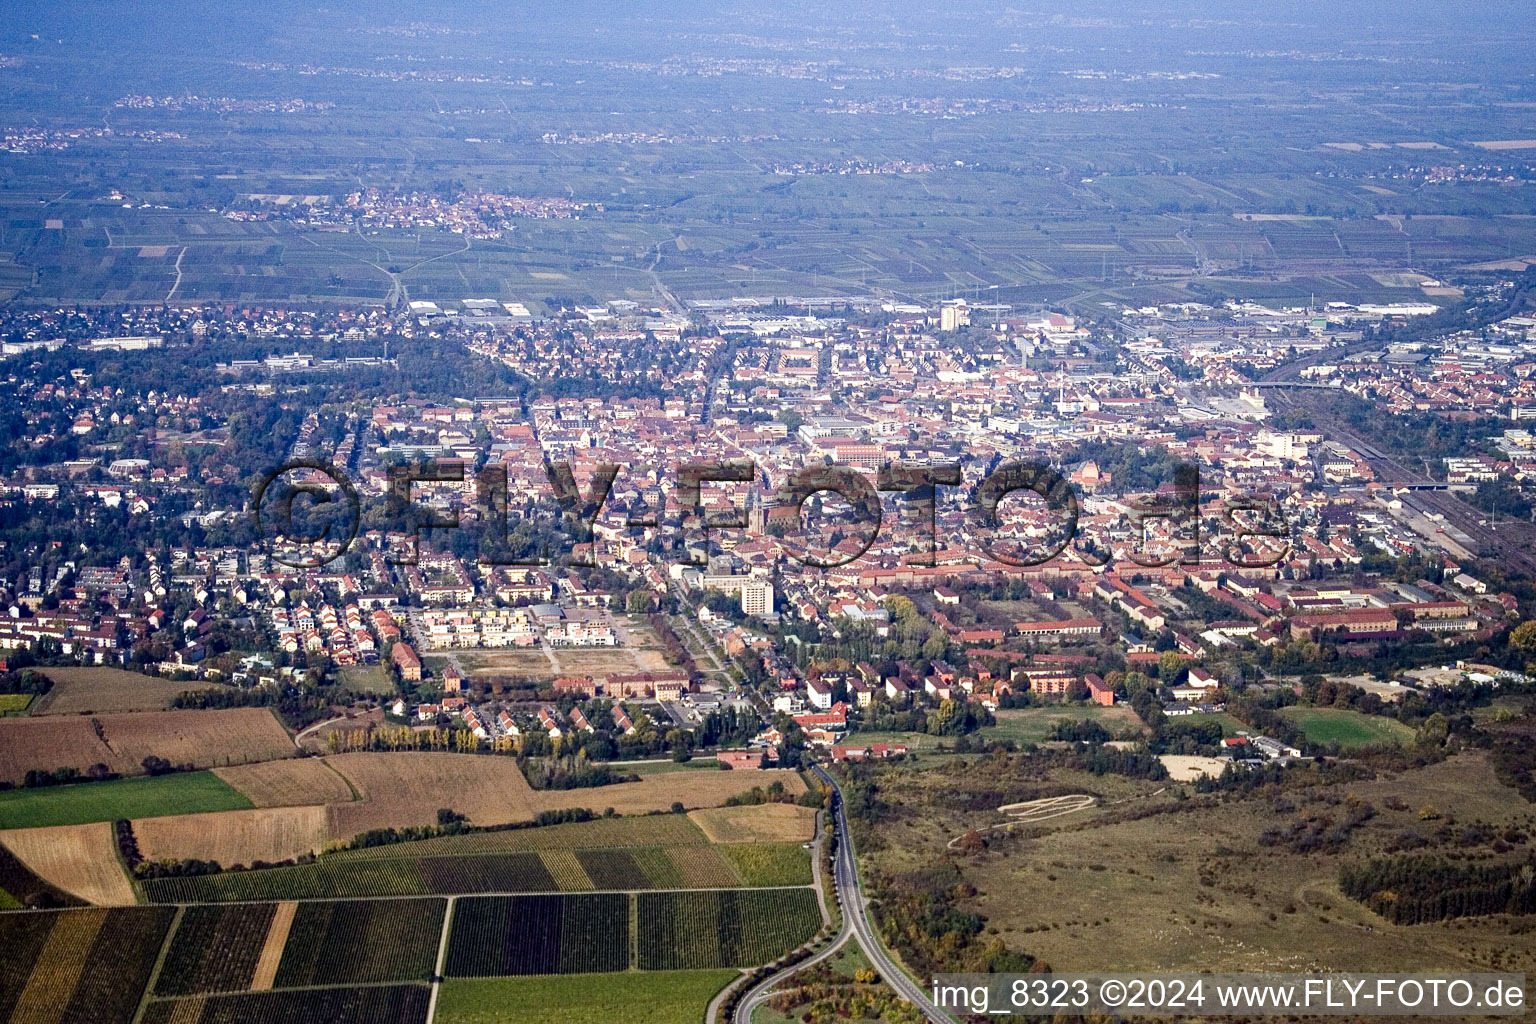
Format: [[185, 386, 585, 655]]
[[731, 766, 957, 1024]]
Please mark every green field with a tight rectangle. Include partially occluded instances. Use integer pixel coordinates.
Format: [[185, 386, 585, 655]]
[[718, 843, 814, 887], [980, 705, 1148, 747], [0, 771, 253, 829], [436, 971, 739, 1024], [142, 843, 756, 903], [338, 664, 397, 696], [840, 729, 933, 748], [1278, 708, 1417, 749], [1176, 711, 1248, 737], [0, 694, 31, 715], [617, 758, 728, 776]]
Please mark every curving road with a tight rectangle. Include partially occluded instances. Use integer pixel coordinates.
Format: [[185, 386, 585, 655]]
[[731, 766, 957, 1024]]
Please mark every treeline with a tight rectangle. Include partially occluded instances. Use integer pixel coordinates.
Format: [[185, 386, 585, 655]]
[[1340, 853, 1536, 924], [520, 755, 634, 791], [1, 753, 191, 792], [725, 779, 822, 809], [172, 681, 339, 730], [0, 668, 51, 696], [647, 613, 697, 678], [867, 860, 1035, 977]]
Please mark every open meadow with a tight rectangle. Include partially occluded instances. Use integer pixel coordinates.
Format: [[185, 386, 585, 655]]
[[860, 749, 1536, 977]]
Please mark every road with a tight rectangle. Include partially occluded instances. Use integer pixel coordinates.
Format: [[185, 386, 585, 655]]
[[731, 766, 957, 1024]]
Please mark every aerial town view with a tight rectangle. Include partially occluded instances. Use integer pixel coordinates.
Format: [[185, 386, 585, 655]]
[[2, 2, 1536, 1022]]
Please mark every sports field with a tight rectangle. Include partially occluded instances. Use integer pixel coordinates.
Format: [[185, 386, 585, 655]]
[[1278, 707, 1416, 749], [980, 705, 1148, 746]]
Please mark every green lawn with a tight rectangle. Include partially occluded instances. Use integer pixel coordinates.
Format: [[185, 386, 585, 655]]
[[980, 705, 1147, 747], [616, 758, 728, 776], [1278, 707, 1416, 749], [0, 694, 32, 716], [0, 770, 253, 829], [436, 970, 739, 1024], [1176, 711, 1247, 737], [841, 729, 933, 748]]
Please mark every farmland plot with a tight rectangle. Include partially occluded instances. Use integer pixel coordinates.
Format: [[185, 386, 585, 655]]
[[0, 841, 82, 909], [573, 848, 649, 890], [155, 903, 279, 995], [444, 894, 629, 976], [213, 759, 355, 807], [417, 852, 555, 894], [0, 771, 252, 830], [527, 768, 806, 818], [274, 898, 446, 986], [637, 888, 819, 969], [143, 857, 427, 903], [718, 843, 814, 887], [0, 821, 136, 905], [0, 708, 293, 785], [689, 803, 817, 844], [0, 906, 175, 1024], [333, 813, 709, 860], [140, 985, 431, 1024], [33, 668, 223, 715], [324, 753, 536, 836], [134, 805, 331, 867]]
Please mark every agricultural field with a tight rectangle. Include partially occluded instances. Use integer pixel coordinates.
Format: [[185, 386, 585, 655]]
[[143, 840, 757, 903], [134, 805, 333, 867], [0, 771, 253, 829], [0, 841, 81, 909], [0, 708, 294, 785], [155, 902, 279, 996], [0, 694, 32, 715], [0, 906, 175, 1024], [1278, 707, 1417, 749], [32, 667, 221, 715], [980, 705, 1149, 747], [435, 970, 740, 1024], [323, 752, 537, 836], [140, 985, 431, 1024], [444, 893, 630, 976], [717, 844, 814, 887], [214, 759, 356, 807], [689, 803, 817, 844], [273, 898, 445, 986], [637, 888, 820, 970], [527, 767, 807, 818], [0, 821, 135, 905], [333, 812, 710, 859]]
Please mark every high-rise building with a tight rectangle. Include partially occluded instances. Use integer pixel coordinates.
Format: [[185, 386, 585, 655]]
[[740, 580, 774, 617]]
